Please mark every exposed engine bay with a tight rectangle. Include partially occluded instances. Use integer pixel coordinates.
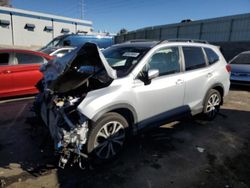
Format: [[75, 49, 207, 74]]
[[36, 43, 116, 168]]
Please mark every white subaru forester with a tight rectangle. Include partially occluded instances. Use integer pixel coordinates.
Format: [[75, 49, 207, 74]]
[[37, 40, 231, 168]]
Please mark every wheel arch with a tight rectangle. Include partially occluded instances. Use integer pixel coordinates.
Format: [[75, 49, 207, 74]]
[[91, 104, 138, 126], [204, 83, 224, 105]]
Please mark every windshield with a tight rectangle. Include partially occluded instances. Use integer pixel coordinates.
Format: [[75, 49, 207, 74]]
[[231, 53, 250, 65], [102, 46, 149, 77], [44, 37, 62, 48], [64, 35, 113, 49]]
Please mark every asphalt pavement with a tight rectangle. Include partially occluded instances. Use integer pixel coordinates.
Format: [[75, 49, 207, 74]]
[[0, 85, 250, 188]]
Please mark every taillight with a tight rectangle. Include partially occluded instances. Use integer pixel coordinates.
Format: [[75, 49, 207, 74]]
[[226, 64, 231, 73]]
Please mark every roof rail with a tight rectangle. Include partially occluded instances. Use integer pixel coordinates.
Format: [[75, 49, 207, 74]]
[[123, 39, 157, 43], [160, 39, 209, 44]]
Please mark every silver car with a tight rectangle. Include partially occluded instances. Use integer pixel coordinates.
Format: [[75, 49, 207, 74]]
[[37, 40, 230, 168], [229, 51, 250, 84]]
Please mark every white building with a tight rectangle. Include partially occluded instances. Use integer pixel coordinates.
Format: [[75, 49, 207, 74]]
[[0, 6, 93, 48]]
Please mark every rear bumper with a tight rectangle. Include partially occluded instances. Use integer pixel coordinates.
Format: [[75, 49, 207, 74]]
[[230, 75, 250, 83]]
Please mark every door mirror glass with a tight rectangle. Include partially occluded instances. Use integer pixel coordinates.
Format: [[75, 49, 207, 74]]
[[148, 69, 159, 80]]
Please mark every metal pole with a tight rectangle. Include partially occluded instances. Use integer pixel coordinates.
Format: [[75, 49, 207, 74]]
[[80, 0, 84, 20]]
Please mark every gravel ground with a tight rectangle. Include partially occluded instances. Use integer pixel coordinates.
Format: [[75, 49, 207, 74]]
[[0, 85, 249, 188]]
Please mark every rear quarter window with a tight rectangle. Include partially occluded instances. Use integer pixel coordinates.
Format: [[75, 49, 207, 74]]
[[204, 48, 219, 65], [183, 47, 206, 71]]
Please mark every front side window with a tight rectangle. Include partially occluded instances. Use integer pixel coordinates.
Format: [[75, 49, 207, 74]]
[[16, 53, 45, 65], [231, 53, 250, 65], [183, 47, 206, 71], [103, 46, 149, 77], [146, 47, 180, 76], [0, 53, 9, 65], [204, 48, 219, 65]]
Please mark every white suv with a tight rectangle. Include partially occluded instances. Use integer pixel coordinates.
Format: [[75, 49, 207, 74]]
[[37, 40, 231, 168]]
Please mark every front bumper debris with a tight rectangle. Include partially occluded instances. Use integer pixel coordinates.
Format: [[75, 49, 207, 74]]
[[39, 92, 89, 169]]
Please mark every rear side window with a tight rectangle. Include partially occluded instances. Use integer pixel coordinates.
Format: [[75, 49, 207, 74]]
[[231, 53, 250, 65], [204, 48, 219, 65], [15, 53, 45, 65], [183, 47, 206, 71], [0, 53, 9, 65]]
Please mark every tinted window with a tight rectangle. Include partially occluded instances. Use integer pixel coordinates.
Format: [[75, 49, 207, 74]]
[[16, 53, 45, 64], [231, 53, 250, 65], [147, 47, 180, 76], [183, 47, 206, 71], [204, 48, 219, 65], [0, 53, 9, 65]]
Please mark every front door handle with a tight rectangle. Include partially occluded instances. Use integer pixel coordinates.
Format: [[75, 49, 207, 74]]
[[176, 79, 184, 85]]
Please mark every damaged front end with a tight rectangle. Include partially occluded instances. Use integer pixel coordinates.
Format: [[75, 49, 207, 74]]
[[40, 94, 89, 169], [37, 43, 116, 168]]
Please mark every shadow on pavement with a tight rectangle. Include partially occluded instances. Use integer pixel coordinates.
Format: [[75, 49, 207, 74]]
[[230, 84, 250, 91]]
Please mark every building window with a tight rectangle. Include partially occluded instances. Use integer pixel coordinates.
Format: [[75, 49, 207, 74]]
[[44, 26, 53, 32], [77, 30, 87, 34], [61, 28, 70, 33], [0, 19, 10, 28], [25, 23, 35, 31]]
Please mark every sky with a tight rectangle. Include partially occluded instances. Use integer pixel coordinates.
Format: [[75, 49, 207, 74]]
[[12, 0, 250, 33]]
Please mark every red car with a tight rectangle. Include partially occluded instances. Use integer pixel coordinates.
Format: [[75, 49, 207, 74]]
[[0, 49, 53, 98]]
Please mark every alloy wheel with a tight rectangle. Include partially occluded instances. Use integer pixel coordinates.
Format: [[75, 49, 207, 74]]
[[94, 121, 125, 159], [206, 93, 221, 119]]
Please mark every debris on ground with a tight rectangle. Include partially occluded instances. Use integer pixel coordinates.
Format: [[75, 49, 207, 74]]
[[196, 146, 205, 153]]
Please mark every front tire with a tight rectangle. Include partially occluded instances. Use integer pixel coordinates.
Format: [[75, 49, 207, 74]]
[[86, 112, 129, 162], [203, 89, 222, 120]]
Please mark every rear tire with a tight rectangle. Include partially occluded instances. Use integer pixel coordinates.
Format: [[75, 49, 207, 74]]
[[203, 89, 222, 120], [86, 112, 129, 163]]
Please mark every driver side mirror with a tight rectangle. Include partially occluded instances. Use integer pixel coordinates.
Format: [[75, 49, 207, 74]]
[[148, 69, 159, 80], [138, 69, 159, 85]]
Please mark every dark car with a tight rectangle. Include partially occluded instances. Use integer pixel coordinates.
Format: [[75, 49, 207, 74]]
[[39, 34, 114, 55]]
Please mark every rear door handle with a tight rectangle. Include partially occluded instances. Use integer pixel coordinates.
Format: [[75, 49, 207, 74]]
[[176, 79, 184, 85]]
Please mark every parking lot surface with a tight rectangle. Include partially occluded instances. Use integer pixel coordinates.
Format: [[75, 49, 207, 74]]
[[0, 86, 250, 188]]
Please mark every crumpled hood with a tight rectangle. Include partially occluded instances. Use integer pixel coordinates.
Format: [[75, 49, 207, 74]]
[[41, 42, 116, 93]]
